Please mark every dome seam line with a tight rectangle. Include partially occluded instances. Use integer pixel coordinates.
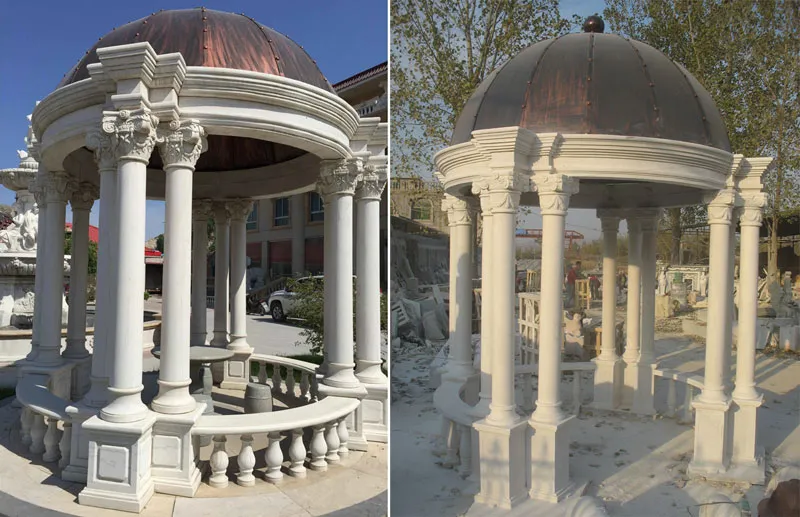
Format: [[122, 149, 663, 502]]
[[238, 13, 285, 78], [518, 36, 560, 132], [665, 59, 714, 148], [622, 37, 660, 137]]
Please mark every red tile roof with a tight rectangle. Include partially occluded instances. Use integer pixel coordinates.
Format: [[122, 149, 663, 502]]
[[65, 223, 161, 257]]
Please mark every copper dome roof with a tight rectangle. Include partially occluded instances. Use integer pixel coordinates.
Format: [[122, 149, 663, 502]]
[[451, 27, 731, 152], [58, 8, 333, 92]]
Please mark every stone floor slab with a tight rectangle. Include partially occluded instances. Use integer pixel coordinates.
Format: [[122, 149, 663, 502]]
[[173, 492, 311, 517]]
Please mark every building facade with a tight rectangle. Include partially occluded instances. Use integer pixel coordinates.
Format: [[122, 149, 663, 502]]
[[245, 62, 388, 283], [389, 176, 449, 234]]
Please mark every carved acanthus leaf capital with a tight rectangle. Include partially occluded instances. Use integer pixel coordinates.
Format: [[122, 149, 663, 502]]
[[599, 216, 620, 234], [533, 174, 578, 216], [740, 205, 764, 227], [156, 119, 207, 170], [226, 199, 254, 222], [212, 201, 231, 223], [192, 199, 214, 220], [70, 183, 99, 211], [442, 195, 475, 226], [705, 189, 736, 225], [100, 108, 159, 164], [85, 130, 117, 171], [318, 158, 363, 197], [356, 167, 387, 200], [471, 179, 493, 213], [42, 172, 76, 204]]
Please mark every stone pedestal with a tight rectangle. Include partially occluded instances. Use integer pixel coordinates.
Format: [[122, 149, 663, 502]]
[[529, 414, 576, 503], [151, 405, 205, 496], [592, 357, 621, 411], [360, 382, 389, 443], [730, 396, 765, 484], [63, 404, 96, 483], [79, 413, 156, 513], [473, 418, 527, 509], [688, 398, 732, 478], [220, 348, 254, 391]]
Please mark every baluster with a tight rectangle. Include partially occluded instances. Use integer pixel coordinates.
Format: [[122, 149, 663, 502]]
[[288, 428, 307, 478], [459, 424, 472, 478], [257, 361, 267, 385], [286, 367, 296, 396], [443, 420, 460, 468], [300, 373, 310, 402], [236, 434, 256, 487], [20, 407, 33, 445], [433, 416, 450, 457], [264, 432, 284, 484], [522, 373, 534, 413], [272, 365, 282, 394], [209, 435, 229, 488], [572, 371, 582, 415], [310, 375, 319, 402], [680, 385, 694, 424], [337, 418, 349, 457], [309, 425, 328, 471], [666, 378, 677, 418], [59, 421, 72, 469], [43, 418, 61, 463], [325, 422, 341, 464], [29, 413, 46, 455]]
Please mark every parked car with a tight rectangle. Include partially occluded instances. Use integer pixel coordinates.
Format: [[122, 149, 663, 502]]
[[267, 276, 324, 322]]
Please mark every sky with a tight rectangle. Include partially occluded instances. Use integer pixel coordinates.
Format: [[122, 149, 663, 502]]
[[0, 0, 388, 239]]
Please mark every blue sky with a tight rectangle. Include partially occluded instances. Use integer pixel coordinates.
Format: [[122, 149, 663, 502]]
[[0, 0, 387, 239]]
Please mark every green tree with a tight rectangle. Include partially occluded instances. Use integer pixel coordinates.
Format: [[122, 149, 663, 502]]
[[155, 234, 165, 254], [391, 0, 569, 178], [604, 0, 800, 269], [64, 233, 98, 275]]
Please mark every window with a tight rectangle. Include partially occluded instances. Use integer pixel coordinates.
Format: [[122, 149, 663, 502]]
[[273, 197, 290, 227], [246, 204, 258, 231], [411, 199, 432, 221], [308, 192, 324, 222]]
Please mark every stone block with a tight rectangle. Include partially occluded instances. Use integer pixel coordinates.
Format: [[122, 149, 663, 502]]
[[655, 294, 673, 319], [473, 417, 528, 509], [779, 326, 799, 352]]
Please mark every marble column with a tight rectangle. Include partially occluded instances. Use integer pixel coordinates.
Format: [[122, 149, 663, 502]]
[[318, 158, 362, 391], [190, 200, 212, 347], [689, 191, 735, 477], [724, 213, 738, 392], [210, 204, 230, 348], [442, 194, 475, 382], [593, 212, 621, 410], [291, 194, 306, 275], [152, 120, 207, 414], [633, 211, 659, 415], [621, 217, 642, 408], [473, 173, 527, 509], [64, 185, 97, 360], [528, 175, 579, 503], [221, 199, 255, 390], [471, 180, 493, 417], [27, 166, 48, 362], [99, 109, 157, 424], [730, 195, 766, 480], [37, 172, 74, 366]]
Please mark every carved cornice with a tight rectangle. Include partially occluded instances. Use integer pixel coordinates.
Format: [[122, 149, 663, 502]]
[[100, 108, 159, 164], [534, 174, 578, 216], [156, 119, 207, 170], [69, 183, 99, 211], [442, 195, 475, 226], [355, 167, 387, 201], [42, 172, 75, 205], [226, 199, 254, 222], [192, 199, 214, 220], [318, 158, 363, 197]]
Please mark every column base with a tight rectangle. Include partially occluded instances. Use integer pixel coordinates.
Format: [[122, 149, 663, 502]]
[[355, 360, 386, 386], [321, 361, 362, 390], [346, 406, 369, 452], [631, 362, 657, 416], [473, 417, 528, 509], [151, 404, 205, 497], [220, 346, 253, 391], [360, 382, 388, 443], [79, 413, 156, 513], [441, 359, 474, 384], [592, 356, 622, 410], [209, 332, 228, 348], [688, 397, 732, 479], [100, 389, 149, 424], [151, 380, 198, 415], [730, 395, 765, 484], [63, 403, 99, 483], [529, 413, 576, 503]]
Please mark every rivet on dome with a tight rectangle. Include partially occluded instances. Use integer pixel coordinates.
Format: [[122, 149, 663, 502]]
[[649, 82, 654, 87], [586, 101, 591, 106], [203, 45, 208, 49], [203, 28, 208, 32], [135, 33, 140, 36], [202, 17, 207, 20]]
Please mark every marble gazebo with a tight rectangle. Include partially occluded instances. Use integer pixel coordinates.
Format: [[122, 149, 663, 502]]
[[16, 8, 387, 513], [432, 16, 772, 511]]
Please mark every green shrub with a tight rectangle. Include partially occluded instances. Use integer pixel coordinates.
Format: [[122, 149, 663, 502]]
[[144, 291, 151, 301]]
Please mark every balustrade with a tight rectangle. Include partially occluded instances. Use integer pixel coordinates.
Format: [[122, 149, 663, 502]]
[[249, 354, 319, 402]]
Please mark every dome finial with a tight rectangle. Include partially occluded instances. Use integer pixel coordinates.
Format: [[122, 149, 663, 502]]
[[582, 14, 604, 33]]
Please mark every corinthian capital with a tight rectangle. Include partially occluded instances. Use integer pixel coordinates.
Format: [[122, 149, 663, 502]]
[[86, 130, 117, 171], [192, 199, 214, 220], [471, 179, 493, 213], [100, 108, 159, 163], [355, 166, 387, 200], [705, 189, 736, 225], [442, 194, 475, 226], [318, 158, 363, 197], [42, 172, 76, 205], [534, 174, 578, 216], [156, 119, 207, 170], [70, 183, 99, 211], [226, 199, 254, 222]]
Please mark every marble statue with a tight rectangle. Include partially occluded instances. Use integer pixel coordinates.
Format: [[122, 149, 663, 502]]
[[767, 272, 800, 320], [0, 196, 38, 252], [657, 268, 668, 296], [699, 270, 708, 297]]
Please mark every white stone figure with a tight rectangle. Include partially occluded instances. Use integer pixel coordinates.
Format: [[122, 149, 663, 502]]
[[699, 270, 708, 297], [657, 268, 668, 296]]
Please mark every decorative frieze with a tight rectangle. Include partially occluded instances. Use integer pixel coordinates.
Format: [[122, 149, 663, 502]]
[[318, 158, 363, 197], [100, 108, 159, 163], [156, 119, 207, 169]]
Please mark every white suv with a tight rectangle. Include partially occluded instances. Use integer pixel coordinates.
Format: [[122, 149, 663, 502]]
[[267, 276, 323, 322]]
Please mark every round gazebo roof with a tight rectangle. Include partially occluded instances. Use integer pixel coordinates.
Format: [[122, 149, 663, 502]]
[[58, 8, 333, 93], [451, 17, 730, 152]]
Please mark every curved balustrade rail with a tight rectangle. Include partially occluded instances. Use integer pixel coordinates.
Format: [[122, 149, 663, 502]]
[[653, 368, 703, 424], [248, 354, 319, 402], [515, 362, 596, 415], [16, 374, 74, 469], [431, 375, 479, 477]]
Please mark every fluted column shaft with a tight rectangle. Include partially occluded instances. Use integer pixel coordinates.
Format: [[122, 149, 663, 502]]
[[355, 168, 387, 384], [64, 186, 98, 359], [152, 120, 207, 414], [211, 205, 230, 347], [442, 194, 475, 382], [190, 201, 212, 346], [228, 200, 253, 351]]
